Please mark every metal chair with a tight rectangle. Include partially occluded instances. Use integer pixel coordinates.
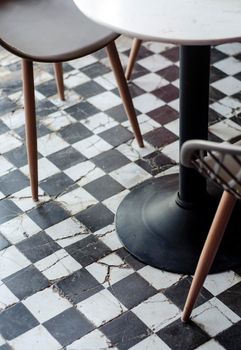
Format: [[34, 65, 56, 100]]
[[0, 0, 144, 202], [180, 139, 241, 322]]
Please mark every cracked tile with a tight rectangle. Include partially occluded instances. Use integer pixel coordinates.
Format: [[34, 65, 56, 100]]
[[132, 292, 181, 332], [35, 249, 82, 281], [77, 289, 126, 327], [45, 217, 90, 248]]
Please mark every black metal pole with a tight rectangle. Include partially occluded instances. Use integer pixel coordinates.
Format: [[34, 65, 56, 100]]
[[179, 45, 211, 204]]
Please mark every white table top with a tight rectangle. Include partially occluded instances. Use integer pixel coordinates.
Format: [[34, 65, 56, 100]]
[[74, 0, 241, 45]]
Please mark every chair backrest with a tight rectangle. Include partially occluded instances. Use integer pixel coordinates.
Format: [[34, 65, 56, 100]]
[[181, 140, 241, 199]]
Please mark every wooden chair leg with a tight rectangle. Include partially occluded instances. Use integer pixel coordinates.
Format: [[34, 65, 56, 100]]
[[106, 41, 144, 148], [125, 38, 142, 81], [53, 62, 65, 101], [182, 191, 237, 322], [22, 59, 38, 202]]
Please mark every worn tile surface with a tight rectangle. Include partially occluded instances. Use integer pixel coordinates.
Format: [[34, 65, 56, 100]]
[[0, 37, 241, 349]]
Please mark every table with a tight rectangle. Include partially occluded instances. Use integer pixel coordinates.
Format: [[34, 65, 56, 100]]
[[74, 0, 241, 274]]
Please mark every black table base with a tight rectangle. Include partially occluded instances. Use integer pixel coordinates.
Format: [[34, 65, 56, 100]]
[[115, 45, 241, 274], [116, 174, 241, 274]]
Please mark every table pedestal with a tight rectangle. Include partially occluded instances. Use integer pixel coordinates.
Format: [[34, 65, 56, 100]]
[[116, 46, 241, 274]]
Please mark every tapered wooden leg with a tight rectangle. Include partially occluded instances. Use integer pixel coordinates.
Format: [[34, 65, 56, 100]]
[[106, 41, 144, 148], [182, 191, 237, 322], [54, 63, 65, 101], [125, 38, 142, 81], [22, 59, 38, 202]]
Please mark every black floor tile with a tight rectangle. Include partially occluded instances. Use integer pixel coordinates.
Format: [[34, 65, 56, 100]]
[[56, 268, 104, 304], [36, 99, 58, 118], [116, 248, 145, 270], [216, 320, 241, 350], [3, 265, 49, 300], [5, 145, 30, 168], [106, 105, 130, 123], [217, 282, 241, 318], [65, 234, 111, 267], [47, 146, 86, 170], [74, 80, 105, 98], [0, 200, 22, 225], [157, 319, 210, 350], [83, 175, 124, 201], [0, 120, 10, 135], [0, 97, 17, 116], [75, 203, 114, 232], [92, 149, 130, 173], [100, 311, 150, 350], [162, 47, 179, 62], [0, 233, 10, 251], [163, 276, 213, 310], [99, 125, 133, 147], [64, 101, 99, 120], [136, 151, 175, 175], [82, 62, 110, 79], [0, 344, 12, 350], [44, 307, 94, 347], [27, 202, 69, 230], [17, 232, 61, 263], [36, 80, 58, 98], [109, 272, 156, 309], [0, 303, 39, 340], [147, 105, 178, 125], [40, 172, 74, 197], [144, 127, 178, 148], [0, 170, 29, 196], [59, 123, 93, 144]]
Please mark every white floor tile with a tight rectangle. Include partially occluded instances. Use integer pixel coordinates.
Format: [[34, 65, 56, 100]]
[[35, 249, 81, 281], [86, 253, 134, 287], [42, 110, 76, 131], [66, 329, 116, 350], [56, 187, 98, 215], [192, 298, 240, 337], [138, 266, 183, 290], [132, 293, 181, 332], [38, 134, 69, 157], [0, 132, 22, 153], [110, 163, 151, 189], [0, 283, 19, 310], [64, 160, 105, 184], [203, 270, 241, 296], [9, 325, 62, 350], [138, 54, 172, 72], [133, 73, 169, 92], [23, 287, 72, 323], [73, 135, 112, 158], [0, 246, 31, 280], [45, 217, 90, 247], [133, 93, 164, 113], [129, 334, 171, 350], [211, 76, 241, 96], [88, 91, 121, 111], [81, 112, 118, 134], [77, 289, 126, 327]]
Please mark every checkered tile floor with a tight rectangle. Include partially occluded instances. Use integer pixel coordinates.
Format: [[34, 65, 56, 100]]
[[1, 36, 241, 350]]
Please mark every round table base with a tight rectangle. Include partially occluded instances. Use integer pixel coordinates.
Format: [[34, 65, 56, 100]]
[[116, 174, 241, 274]]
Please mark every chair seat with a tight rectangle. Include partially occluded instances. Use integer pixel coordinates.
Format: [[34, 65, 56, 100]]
[[0, 0, 118, 62]]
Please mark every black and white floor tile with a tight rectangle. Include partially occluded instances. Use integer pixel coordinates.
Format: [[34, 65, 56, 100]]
[[0, 37, 241, 349]]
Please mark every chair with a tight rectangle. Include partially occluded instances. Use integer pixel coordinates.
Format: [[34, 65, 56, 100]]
[[0, 0, 144, 202], [125, 38, 142, 80], [180, 139, 241, 322]]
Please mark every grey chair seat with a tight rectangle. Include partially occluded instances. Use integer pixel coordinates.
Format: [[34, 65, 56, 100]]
[[0, 0, 118, 62]]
